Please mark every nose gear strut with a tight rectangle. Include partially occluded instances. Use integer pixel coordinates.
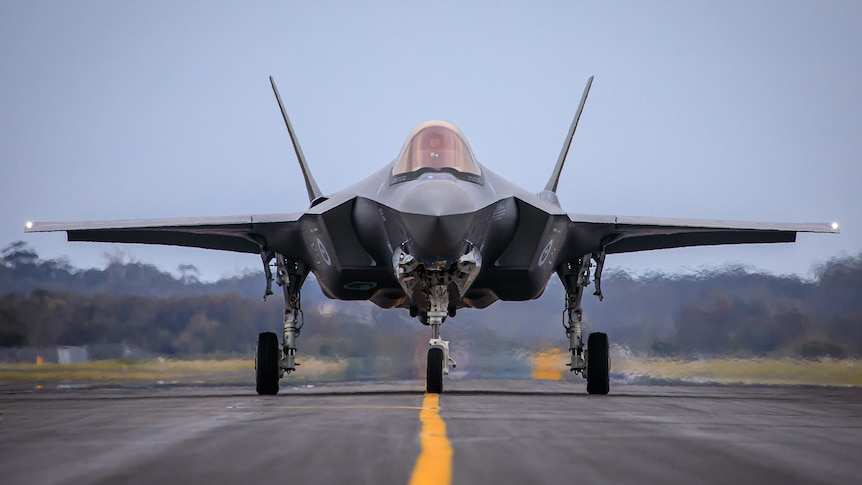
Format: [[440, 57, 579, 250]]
[[426, 284, 454, 393], [394, 244, 480, 393]]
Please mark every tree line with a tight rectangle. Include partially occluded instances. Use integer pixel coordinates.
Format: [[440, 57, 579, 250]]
[[1, 241, 860, 360]]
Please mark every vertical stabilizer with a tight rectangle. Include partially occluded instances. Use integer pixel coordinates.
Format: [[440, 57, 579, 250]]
[[544, 76, 594, 193], [269, 76, 323, 203]]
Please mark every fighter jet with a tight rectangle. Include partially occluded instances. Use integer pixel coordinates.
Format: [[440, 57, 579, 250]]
[[25, 76, 839, 395]]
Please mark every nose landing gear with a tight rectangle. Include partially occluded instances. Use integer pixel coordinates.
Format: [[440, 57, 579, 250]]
[[426, 285, 456, 394], [394, 245, 477, 394]]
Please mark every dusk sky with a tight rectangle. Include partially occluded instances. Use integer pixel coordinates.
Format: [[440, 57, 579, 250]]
[[2, 1, 859, 281]]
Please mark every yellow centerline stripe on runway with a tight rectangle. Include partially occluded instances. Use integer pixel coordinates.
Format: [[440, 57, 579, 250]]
[[408, 393, 452, 485], [250, 405, 424, 410]]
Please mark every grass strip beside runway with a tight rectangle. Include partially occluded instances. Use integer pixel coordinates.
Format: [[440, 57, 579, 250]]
[[532, 348, 862, 386], [0, 357, 348, 387], [1, 354, 860, 388], [614, 356, 862, 386]]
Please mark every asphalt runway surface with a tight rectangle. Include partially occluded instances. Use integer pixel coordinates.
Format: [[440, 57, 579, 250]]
[[1, 380, 860, 485]]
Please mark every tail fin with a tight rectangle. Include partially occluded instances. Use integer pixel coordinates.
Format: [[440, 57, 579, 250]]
[[269, 76, 324, 204], [544, 76, 594, 193]]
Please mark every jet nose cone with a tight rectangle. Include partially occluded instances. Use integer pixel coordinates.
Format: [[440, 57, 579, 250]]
[[399, 180, 477, 260], [400, 180, 476, 216], [402, 212, 474, 262]]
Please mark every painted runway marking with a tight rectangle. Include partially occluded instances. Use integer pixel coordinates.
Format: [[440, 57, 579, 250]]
[[408, 393, 452, 485], [248, 405, 423, 410]]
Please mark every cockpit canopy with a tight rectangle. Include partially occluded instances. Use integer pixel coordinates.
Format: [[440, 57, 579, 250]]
[[392, 121, 481, 178]]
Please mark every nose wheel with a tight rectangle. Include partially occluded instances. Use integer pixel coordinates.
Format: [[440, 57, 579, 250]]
[[426, 347, 444, 394]]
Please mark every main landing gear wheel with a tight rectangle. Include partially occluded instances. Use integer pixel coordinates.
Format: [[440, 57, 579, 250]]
[[426, 347, 444, 394], [586, 332, 610, 395], [256, 332, 280, 395]]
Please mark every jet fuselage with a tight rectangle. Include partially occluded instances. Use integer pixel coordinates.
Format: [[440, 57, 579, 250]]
[[300, 162, 572, 312]]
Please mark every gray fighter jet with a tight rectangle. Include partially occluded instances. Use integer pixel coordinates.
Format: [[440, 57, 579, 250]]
[[25, 77, 839, 395]]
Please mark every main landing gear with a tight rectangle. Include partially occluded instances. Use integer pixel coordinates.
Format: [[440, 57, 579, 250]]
[[559, 252, 610, 395], [255, 252, 309, 396]]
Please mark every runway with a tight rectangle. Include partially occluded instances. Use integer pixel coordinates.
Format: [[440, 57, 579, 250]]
[[1, 381, 860, 484]]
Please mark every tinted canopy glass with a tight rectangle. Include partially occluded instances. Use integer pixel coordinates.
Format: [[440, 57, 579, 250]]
[[392, 121, 481, 176]]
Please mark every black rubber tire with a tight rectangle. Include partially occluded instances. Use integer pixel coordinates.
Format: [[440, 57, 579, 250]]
[[586, 332, 610, 395], [256, 332, 280, 395], [426, 348, 444, 394]]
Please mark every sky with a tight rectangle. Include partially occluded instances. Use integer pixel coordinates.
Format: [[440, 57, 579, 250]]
[[1, 1, 859, 282]]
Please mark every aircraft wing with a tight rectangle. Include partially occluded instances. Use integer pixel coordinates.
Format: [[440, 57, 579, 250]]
[[24, 212, 305, 254], [566, 213, 839, 255]]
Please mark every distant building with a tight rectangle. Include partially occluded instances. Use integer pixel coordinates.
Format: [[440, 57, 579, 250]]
[[57, 346, 88, 364]]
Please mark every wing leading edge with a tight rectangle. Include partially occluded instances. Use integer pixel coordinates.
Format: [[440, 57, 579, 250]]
[[566, 213, 839, 255], [24, 212, 305, 255]]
